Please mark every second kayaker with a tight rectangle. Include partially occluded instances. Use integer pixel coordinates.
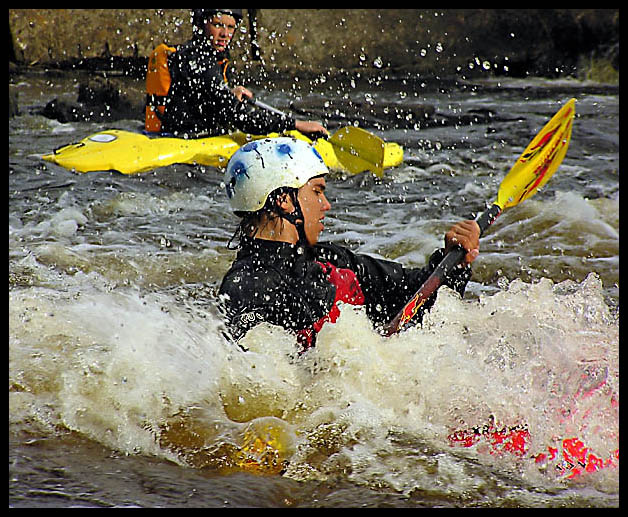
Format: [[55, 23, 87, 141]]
[[158, 9, 327, 138]]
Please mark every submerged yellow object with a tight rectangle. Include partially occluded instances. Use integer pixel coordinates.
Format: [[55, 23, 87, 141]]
[[42, 128, 403, 176], [233, 417, 296, 475]]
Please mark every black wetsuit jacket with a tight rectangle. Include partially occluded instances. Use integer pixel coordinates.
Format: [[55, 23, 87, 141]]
[[218, 236, 472, 348], [161, 36, 296, 137]]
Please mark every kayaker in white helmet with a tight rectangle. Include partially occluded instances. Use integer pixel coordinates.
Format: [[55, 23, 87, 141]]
[[160, 9, 327, 138], [218, 137, 480, 351]]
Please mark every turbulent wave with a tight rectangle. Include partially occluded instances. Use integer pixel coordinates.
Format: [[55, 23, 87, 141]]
[[9, 267, 619, 495]]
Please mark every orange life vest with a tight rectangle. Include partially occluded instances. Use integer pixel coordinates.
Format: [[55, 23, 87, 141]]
[[145, 43, 177, 133], [145, 42, 231, 133]]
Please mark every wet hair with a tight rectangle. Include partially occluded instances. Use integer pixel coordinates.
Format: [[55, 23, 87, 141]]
[[228, 187, 299, 249]]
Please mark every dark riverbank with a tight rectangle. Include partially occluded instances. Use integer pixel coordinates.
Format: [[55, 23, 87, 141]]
[[9, 10, 618, 127], [10, 9, 619, 81]]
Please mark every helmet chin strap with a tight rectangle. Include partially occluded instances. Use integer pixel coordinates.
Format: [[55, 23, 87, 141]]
[[278, 189, 308, 247]]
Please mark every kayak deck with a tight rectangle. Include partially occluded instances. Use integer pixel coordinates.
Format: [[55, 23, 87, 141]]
[[42, 129, 403, 176], [448, 421, 619, 480]]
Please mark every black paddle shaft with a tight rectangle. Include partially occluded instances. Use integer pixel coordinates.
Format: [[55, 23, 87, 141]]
[[476, 203, 502, 237], [384, 203, 502, 335]]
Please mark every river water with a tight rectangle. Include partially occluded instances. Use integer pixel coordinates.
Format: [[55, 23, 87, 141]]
[[9, 71, 618, 507]]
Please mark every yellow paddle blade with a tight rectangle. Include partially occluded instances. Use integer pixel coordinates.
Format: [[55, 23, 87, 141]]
[[496, 98, 575, 210], [328, 126, 385, 178]]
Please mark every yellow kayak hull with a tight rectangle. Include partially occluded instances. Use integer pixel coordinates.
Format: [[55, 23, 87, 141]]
[[42, 129, 403, 176]]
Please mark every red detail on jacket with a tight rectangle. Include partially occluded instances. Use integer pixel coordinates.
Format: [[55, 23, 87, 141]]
[[297, 262, 365, 350]]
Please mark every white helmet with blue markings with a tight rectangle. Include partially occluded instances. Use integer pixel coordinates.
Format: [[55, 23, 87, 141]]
[[224, 137, 329, 213]]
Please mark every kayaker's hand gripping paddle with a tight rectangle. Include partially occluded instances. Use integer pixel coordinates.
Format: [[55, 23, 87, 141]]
[[383, 98, 576, 336]]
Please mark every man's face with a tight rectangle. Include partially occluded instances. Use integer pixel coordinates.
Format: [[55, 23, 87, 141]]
[[298, 177, 331, 246], [205, 14, 237, 52]]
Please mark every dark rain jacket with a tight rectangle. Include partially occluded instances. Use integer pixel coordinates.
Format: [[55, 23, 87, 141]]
[[161, 36, 296, 137], [218, 236, 472, 349]]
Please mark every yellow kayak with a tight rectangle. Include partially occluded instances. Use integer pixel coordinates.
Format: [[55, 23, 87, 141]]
[[42, 129, 403, 176]]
